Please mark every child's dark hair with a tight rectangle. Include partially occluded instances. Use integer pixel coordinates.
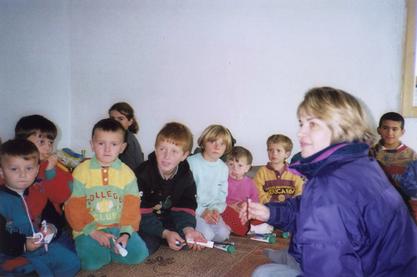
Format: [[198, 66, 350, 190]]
[[227, 146, 253, 165], [378, 112, 405, 129], [0, 139, 40, 162], [109, 102, 139, 133], [15, 114, 57, 140], [92, 118, 127, 141]]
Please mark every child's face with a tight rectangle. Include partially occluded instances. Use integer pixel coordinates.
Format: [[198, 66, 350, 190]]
[[377, 120, 404, 149], [227, 157, 250, 180], [267, 143, 290, 165], [91, 129, 127, 166], [203, 137, 226, 162], [0, 155, 39, 194], [155, 140, 189, 178], [109, 110, 133, 130], [27, 131, 54, 161], [298, 113, 332, 158]]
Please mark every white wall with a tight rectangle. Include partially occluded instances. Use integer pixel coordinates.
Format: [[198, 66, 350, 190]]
[[1, 0, 417, 165], [0, 0, 71, 146]]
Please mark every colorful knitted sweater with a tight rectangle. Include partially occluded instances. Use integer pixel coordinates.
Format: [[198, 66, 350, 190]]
[[65, 157, 140, 237], [370, 141, 417, 184]]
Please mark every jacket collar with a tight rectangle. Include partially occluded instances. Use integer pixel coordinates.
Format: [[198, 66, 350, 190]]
[[290, 142, 369, 179]]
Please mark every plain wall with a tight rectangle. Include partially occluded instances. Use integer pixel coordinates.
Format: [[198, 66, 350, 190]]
[[1, 0, 417, 165]]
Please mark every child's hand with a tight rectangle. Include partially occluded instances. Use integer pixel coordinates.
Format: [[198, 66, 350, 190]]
[[183, 227, 206, 251], [25, 237, 42, 252], [90, 230, 114, 248], [46, 154, 58, 170], [162, 230, 184, 251], [114, 233, 129, 254], [201, 209, 216, 224], [211, 209, 220, 223], [229, 202, 241, 212]]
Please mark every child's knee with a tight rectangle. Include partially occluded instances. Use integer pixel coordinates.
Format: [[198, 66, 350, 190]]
[[214, 227, 230, 242]]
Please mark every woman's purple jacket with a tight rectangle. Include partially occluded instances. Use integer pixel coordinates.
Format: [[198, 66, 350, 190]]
[[267, 143, 417, 276]]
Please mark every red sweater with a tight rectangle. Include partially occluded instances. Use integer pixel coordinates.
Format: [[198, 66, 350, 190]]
[[25, 161, 72, 220]]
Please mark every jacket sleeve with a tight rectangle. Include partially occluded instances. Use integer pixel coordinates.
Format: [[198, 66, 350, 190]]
[[0, 214, 26, 257], [171, 172, 197, 232], [266, 196, 300, 233]]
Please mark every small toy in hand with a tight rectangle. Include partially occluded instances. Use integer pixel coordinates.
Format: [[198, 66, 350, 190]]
[[112, 237, 128, 257], [29, 220, 57, 251]]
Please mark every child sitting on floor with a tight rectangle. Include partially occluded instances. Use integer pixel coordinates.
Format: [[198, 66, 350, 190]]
[[222, 146, 259, 236], [187, 124, 233, 243], [0, 139, 80, 277], [14, 114, 73, 250], [135, 122, 206, 254], [65, 118, 148, 271], [253, 134, 304, 234]]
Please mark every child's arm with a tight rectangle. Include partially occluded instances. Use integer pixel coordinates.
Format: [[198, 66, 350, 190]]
[[210, 167, 228, 214], [64, 168, 96, 236], [40, 161, 72, 204], [119, 178, 141, 237], [248, 178, 260, 203], [253, 167, 270, 204], [0, 214, 27, 256]]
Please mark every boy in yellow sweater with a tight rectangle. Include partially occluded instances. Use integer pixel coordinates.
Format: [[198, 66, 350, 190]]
[[65, 118, 148, 270], [254, 134, 304, 204]]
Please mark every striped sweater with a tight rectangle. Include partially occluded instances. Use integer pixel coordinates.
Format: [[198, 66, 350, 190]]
[[65, 157, 140, 237]]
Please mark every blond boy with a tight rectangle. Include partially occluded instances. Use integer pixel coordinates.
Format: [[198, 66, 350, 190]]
[[254, 134, 304, 204]]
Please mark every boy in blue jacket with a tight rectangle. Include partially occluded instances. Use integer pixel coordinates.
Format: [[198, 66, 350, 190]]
[[0, 139, 80, 277]]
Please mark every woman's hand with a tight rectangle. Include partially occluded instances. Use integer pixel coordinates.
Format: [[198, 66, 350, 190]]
[[239, 199, 270, 224]]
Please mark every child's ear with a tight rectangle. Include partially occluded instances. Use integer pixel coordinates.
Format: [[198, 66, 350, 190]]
[[0, 167, 3, 179], [120, 142, 127, 154], [377, 127, 382, 136], [285, 151, 291, 159], [180, 150, 190, 161]]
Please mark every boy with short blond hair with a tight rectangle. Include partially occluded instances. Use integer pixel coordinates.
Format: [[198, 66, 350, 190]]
[[0, 139, 80, 276], [134, 122, 205, 254], [65, 118, 148, 271], [254, 134, 304, 204]]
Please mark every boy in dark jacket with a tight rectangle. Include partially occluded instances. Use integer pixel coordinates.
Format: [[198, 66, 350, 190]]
[[135, 122, 206, 254]]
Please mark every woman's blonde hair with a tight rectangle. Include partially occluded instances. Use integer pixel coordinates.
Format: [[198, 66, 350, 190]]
[[198, 124, 233, 154], [297, 87, 375, 144]]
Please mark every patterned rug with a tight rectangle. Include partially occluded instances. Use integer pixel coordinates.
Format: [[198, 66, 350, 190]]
[[76, 235, 289, 277]]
